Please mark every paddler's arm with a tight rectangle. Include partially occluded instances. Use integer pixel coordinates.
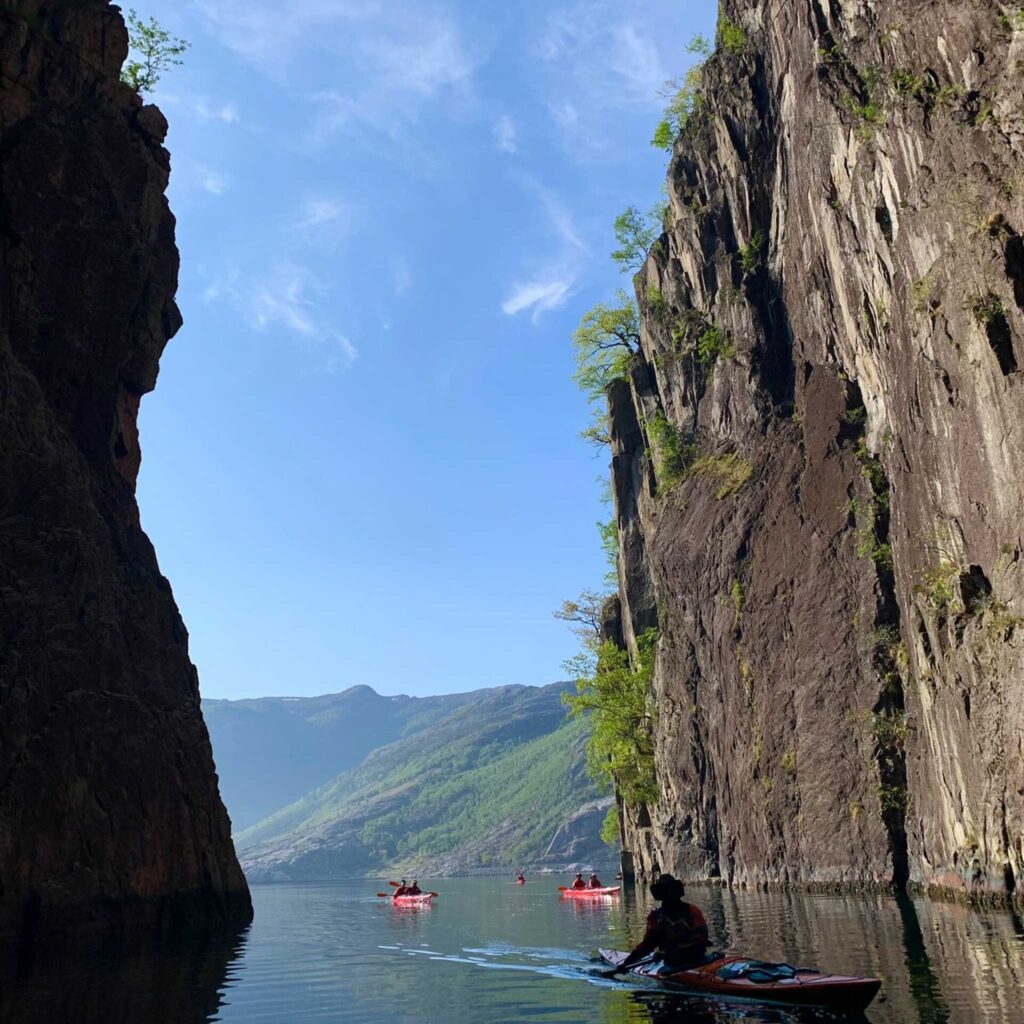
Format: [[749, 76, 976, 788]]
[[609, 913, 660, 973]]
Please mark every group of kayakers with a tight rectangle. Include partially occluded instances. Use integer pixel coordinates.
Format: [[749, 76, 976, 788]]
[[392, 878, 422, 896], [570, 871, 606, 889]]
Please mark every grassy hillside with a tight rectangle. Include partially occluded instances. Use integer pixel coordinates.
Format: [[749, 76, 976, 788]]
[[234, 684, 615, 879], [203, 686, 479, 830]]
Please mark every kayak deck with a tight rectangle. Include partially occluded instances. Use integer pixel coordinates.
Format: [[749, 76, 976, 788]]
[[390, 893, 433, 905], [599, 949, 880, 1013], [560, 886, 621, 898]]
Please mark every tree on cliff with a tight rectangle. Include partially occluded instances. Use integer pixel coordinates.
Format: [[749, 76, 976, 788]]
[[121, 10, 190, 94], [572, 291, 639, 401], [611, 205, 667, 271]]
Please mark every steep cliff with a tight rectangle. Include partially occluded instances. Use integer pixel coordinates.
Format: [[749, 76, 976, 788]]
[[611, 0, 1024, 905], [0, 1, 251, 940]]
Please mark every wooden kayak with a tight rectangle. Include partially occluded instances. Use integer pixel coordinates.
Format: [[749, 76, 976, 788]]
[[598, 949, 880, 1013], [559, 885, 621, 897]]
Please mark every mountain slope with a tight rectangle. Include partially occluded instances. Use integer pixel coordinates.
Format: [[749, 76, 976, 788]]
[[230, 684, 615, 879], [203, 685, 478, 830]]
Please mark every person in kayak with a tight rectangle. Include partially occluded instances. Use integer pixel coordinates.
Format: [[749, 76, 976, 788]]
[[610, 874, 709, 973], [516, 871, 526, 884], [407, 879, 421, 895], [394, 878, 409, 896], [588, 873, 604, 888], [571, 872, 587, 889]]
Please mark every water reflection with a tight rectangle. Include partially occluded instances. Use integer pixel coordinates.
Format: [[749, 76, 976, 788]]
[[0, 925, 248, 1024], [0, 881, 1021, 1023]]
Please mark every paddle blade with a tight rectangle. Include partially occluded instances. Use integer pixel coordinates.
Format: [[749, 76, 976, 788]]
[[376, 893, 391, 898], [557, 886, 569, 891], [388, 880, 401, 887]]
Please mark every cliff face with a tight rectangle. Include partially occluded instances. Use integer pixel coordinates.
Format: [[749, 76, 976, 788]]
[[0, 1, 251, 940], [612, 0, 1024, 904]]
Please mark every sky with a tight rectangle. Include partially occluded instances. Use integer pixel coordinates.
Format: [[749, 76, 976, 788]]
[[134, 0, 717, 700]]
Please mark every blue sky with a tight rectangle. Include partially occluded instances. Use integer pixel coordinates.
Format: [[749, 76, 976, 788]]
[[135, 0, 716, 699]]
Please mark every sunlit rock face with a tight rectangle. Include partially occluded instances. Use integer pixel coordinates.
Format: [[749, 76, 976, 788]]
[[611, 0, 1024, 905], [0, 1, 251, 941]]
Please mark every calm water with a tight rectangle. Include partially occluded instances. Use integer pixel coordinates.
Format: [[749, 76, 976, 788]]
[[4, 878, 1024, 1022]]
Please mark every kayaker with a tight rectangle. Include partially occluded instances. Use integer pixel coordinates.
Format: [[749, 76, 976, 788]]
[[609, 874, 709, 973], [571, 872, 587, 890], [588, 873, 604, 889], [394, 878, 409, 896], [516, 871, 526, 884], [407, 879, 421, 895]]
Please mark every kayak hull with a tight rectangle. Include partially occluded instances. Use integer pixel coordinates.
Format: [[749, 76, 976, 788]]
[[561, 886, 621, 898], [598, 949, 880, 1013], [391, 894, 433, 905]]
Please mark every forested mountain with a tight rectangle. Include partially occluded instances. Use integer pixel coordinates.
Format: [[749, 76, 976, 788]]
[[205, 684, 615, 879]]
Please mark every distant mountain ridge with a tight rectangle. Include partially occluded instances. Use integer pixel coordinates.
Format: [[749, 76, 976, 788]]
[[204, 684, 616, 880]]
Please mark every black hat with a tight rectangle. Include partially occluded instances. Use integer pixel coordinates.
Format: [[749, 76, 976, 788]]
[[649, 873, 685, 901]]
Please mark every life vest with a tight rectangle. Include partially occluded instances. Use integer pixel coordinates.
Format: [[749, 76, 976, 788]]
[[646, 902, 708, 957]]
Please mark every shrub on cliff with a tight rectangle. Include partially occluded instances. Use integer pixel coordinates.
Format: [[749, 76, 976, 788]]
[[563, 629, 659, 807], [121, 10, 189, 94]]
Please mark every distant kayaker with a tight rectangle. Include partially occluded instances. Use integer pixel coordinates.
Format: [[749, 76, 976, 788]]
[[609, 874, 709, 973], [571, 872, 587, 890], [516, 871, 526, 884], [407, 879, 421, 895], [394, 878, 409, 896], [588, 873, 604, 889]]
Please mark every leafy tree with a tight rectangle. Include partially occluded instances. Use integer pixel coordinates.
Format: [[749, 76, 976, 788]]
[[611, 204, 667, 271], [572, 291, 639, 401], [600, 805, 620, 847], [563, 628, 659, 807], [553, 590, 607, 652], [652, 35, 712, 150], [121, 10, 189, 94], [597, 518, 619, 586]]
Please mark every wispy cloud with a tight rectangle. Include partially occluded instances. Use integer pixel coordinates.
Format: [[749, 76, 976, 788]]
[[193, 97, 241, 124], [501, 277, 573, 320], [393, 259, 412, 296], [202, 262, 358, 371], [200, 166, 229, 195], [493, 115, 518, 154], [296, 197, 348, 232]]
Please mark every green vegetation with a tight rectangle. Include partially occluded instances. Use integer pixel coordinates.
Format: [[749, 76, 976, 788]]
[[690, 452, 754, 499], [564, 629, 659, 807], [611, 205, 665, 271], [646, 286, 669, 318], [738, 230, 766, 275], [872, 710, 910, 752], [598, 519, 619, 586], [600, 805, 620, 847], [967, 293, 1006, 325], [718, 15, 747, 55], [652, 35, 712, 150], [120, 9, 189, 94], [878, 783, 910, 813], [572, 292, 639, 401], [697, 324, 736, 366], [232, 684, 608, 874], [780, 749, 797, 776], [919, 560, 960, 612], [730, 578, 745, 627], [647, 413, 696, 490]]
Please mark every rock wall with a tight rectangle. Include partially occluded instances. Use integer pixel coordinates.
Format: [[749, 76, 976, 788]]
[[612, 0, 1024, 904], [0, 1, 251, 941]]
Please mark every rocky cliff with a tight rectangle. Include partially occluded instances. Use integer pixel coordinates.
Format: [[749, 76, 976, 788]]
[[0, 1, 251, 941], [611, 0, 1024, 905]]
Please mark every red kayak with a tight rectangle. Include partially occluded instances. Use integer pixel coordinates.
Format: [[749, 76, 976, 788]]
[[390, 893, 434, 905], [559, 885, 621, 898], [599, 949, 880, 1013]]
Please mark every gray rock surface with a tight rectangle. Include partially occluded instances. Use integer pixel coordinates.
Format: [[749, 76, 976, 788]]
[[610, 0, 1024, 905]]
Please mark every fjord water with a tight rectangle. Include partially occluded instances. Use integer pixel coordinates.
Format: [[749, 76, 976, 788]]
[[5, 878, 1024, 1023]]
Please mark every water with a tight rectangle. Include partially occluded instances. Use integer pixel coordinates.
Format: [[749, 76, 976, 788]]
[[3, 878, 1024, 1022]]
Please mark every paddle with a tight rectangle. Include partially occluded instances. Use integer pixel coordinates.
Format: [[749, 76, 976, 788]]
[[596, 954, 658, 979]]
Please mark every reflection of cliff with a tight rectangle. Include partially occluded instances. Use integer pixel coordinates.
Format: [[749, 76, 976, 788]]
[[0, 927, 247, 1024], [0, 1, 250, 940], [610, 0, 1024, 904]]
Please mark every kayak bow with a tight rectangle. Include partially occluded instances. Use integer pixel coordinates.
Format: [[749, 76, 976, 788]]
[[598, 949, 880, 1013]]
